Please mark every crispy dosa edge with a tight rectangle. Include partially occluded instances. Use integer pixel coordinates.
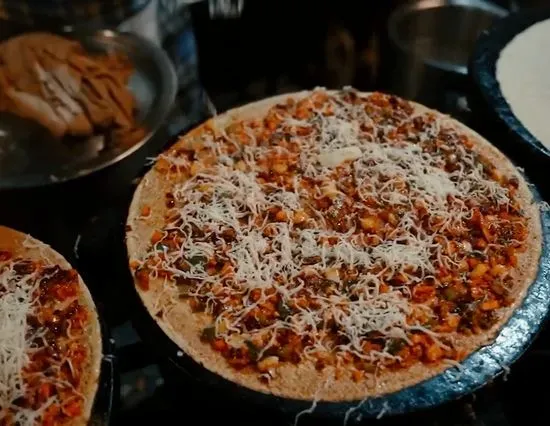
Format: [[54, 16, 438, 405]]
[[125, 91, 542, 402], [0, 226, 102, 425]]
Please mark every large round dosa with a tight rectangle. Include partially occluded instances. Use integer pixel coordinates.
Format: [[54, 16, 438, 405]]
[[0, 226, 102, 425], [126, 91, 542, 402]]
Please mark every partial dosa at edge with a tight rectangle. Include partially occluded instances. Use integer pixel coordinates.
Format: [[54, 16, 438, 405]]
[[0, 226, 102, 425]]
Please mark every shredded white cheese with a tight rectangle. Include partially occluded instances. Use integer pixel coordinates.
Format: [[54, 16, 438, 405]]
[[0, 254, 83, 425], [0, 259, 51, 425], [141, 89, 518, 376]]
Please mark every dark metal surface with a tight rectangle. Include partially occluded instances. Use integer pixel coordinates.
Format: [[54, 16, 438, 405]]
[[106, 129, 550, 421], [0, 29, 177, 190], [0, 121, 178, 258], [470, 8, 550, 161], [90, 317, 118, 426]]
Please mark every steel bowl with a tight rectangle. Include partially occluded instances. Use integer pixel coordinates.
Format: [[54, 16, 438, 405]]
[[384, 0, 507, 109]]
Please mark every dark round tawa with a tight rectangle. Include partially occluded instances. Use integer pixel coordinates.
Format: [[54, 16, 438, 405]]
[[0, 29, 177, 190], [469, 8, 550, 161], [118, 130, 550, 421]]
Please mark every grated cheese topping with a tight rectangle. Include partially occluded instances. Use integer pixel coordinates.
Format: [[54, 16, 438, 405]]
[[0, 252, 90, 425], [0, 262, 40, 418], [136, 89, 529, 383]]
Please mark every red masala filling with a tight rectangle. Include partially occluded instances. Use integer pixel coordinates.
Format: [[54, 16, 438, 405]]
[[0, 251, 90, 426], [134, 90, 528, 381]]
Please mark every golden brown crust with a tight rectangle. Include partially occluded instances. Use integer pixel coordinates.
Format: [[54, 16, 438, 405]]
[[126, 91, 542, 402], [0, 226, 102, 425]]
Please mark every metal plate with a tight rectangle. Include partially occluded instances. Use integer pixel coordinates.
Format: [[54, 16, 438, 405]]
[[470, 8, 550, 161], [117, 131, 550, 421], [0, 30, 177, 190]]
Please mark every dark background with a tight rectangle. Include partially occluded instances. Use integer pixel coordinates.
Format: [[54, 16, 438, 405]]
[[193, 0, 396, 109]]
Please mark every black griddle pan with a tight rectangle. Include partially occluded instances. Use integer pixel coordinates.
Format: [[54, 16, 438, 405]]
[[469, 8, 550, 166], [96, 127, 550, 422]]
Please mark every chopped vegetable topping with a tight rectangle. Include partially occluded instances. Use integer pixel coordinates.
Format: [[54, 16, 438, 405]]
[[136, 89, 529, 382], [0, 249, 90, 425]]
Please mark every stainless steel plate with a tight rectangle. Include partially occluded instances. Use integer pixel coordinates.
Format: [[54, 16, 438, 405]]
[[0, 30, 177, 190]]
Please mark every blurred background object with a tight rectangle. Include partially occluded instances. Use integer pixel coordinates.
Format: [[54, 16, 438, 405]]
[[191, 0, 518, 113], [0, 0, 244, 134], [208, 0, 244, 18], [510, 0, 550, 10], [383, 0, 507, 112], [192, 0, 394, 110]]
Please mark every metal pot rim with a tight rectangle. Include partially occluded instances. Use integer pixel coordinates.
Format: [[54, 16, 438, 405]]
[[387, 0, 508, 75]]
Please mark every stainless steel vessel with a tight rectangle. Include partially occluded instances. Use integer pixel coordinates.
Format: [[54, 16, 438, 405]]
[[385, 0, 507, 110]]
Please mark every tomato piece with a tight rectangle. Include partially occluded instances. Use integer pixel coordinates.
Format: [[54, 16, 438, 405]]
[[135, 268, 150, 291], [53, 283, 78, 301], [0, 250, 12, 261], [62, 399, 82, 417], [38, 383, 52, 401]]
